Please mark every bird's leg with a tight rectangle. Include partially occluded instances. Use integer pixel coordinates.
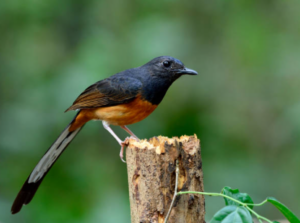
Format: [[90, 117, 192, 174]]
[[102, 121, 128, 163], [120, 125, 139, 140]]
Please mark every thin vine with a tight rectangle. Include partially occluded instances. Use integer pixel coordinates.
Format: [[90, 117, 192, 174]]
[[164, 160, 275, 223]]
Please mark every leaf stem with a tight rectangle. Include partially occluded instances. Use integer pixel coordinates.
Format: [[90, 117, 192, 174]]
[[177, 191, 273, 222], [245, 199, 268, 207], [177, 191, 246, 206], [246, 206, 273, 223], [164, 164, 273, 223]]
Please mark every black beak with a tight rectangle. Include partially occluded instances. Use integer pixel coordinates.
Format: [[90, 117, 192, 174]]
[[176, 67, 198, 75]]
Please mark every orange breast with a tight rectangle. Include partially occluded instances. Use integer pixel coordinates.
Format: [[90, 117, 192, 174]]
[[93, 96, 157, 126], [69, 96, 157, 131]]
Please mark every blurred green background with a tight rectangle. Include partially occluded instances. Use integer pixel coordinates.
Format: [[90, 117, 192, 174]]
[[1, 0, 300, 222]]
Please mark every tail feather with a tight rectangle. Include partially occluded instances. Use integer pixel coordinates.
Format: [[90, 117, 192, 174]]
[[11, 113, 84, 214]]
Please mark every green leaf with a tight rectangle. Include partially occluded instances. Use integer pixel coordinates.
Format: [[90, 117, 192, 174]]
[[210, 205, 252, 223], [267, 197, 300, 223], [222, 186, 254, 209]]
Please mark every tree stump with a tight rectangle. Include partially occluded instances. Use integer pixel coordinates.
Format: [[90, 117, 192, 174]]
[[126, 135, 205, 223]]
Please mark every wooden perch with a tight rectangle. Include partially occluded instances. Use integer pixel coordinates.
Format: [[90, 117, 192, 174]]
[[126, 135, 205, 223]]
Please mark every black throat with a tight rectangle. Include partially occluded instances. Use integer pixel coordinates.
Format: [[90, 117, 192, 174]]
[[140, 76, 174, 105]]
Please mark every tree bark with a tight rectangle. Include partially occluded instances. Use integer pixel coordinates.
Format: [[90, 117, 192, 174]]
[[126, 135, 205, 223]]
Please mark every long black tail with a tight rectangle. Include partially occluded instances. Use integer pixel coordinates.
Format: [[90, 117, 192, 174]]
[[11, 113, 83, 214]]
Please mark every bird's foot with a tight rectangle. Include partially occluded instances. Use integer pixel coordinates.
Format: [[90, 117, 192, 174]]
[[119, 137, 130, 163], [119, 136, 140, 163]]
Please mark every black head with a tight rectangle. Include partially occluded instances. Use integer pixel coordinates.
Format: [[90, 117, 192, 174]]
[[134, 56, 197, 105], [143, 56, 198, 81]]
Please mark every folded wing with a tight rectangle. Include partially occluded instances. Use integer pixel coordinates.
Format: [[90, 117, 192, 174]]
[[66, 75, 143, 111]]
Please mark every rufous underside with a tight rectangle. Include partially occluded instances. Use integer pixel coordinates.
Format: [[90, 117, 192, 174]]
[[69, 96, 157, 131]]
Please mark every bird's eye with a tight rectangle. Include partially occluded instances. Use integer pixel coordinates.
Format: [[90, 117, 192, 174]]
[[163, 61, 171, 67]]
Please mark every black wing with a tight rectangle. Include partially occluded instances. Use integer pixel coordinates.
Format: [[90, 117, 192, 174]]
[[66, 75, 142, 111]]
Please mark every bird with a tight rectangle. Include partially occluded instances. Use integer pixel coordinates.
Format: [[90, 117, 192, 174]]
[[11, 56, 198, 214]]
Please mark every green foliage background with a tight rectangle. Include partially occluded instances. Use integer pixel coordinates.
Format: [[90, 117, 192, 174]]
[[1, 1, 300, 222]]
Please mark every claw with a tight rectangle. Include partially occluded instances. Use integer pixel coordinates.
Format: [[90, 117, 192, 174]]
[[119, 137, 130, 163], [119, 144, 126, 163]]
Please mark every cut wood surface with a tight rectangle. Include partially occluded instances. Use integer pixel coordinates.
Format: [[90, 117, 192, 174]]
[[126, 135, 205, 223]]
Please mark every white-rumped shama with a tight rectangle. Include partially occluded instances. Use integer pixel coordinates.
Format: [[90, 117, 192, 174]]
[[11, 56, 197, 214]]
